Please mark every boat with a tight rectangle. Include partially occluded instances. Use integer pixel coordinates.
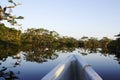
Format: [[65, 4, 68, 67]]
[[41, 54, 103, 80]]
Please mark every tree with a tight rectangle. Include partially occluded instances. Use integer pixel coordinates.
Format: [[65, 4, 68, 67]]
[[100, 37, 111, 53], [87, 37, 99, 51], [0, 24, 21, 45], [80, 37, 99, 52], [115, 32, 120, 38], [107, 33, 120, 53], [113, 33, 120, 53], [81, 36, 89, 41], [0, 0, 23, 25]]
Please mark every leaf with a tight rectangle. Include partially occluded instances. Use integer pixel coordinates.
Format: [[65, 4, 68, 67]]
[[16, 16, 24, 19], [8, 0, 13, 3]]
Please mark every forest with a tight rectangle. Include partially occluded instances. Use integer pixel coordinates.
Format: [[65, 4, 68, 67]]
[[0, 23, 120, 55], [0, 0, 119, 54], [0, 1, 120, 80]]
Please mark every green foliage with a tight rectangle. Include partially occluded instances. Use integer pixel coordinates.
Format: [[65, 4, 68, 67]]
[[0, 24, 120, 64], [99, 37, 111, 53], [0, 24, 21, 45], [21, 28, 60, 50], [0, 0, 24, 25], [80, 37, 99, 52], [16, 16, 24, 19], [78, 40, 84, 47], [0, 24, 120, 55], [108, 33, 120, 53], [58, 36, 78, 48]]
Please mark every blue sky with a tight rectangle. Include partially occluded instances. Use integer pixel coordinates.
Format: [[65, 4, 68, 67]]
[[1, 0, 120, 39]]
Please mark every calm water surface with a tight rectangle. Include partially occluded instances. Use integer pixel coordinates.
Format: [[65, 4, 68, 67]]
[[0, 49, 120, 80]]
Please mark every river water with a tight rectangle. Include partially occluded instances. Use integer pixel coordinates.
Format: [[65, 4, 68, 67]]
[[0, 49, 120, 80]]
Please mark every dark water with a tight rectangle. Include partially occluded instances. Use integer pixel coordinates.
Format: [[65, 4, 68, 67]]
[[0, 49, 120, 80]]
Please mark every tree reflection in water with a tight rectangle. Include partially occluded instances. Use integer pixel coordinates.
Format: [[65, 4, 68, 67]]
[[0, 43, 75, 79], [0, 67, 20, 80], [78, 47, 120, 64], [22, 48, 58, 63], [0, 61, 20, 80], [0, 43, 20, 80], [0, 43, 120, 79]]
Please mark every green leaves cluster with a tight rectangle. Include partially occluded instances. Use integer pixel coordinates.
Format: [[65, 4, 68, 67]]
[[79, 36, 112, 53], [0, 24, 120, 54], [108, 33, 120, 53], [0, 24, 21, 44], [0, 24, 78, 50]]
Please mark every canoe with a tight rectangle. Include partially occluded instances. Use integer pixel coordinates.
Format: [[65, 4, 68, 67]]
[[41, 54, 103, 80]]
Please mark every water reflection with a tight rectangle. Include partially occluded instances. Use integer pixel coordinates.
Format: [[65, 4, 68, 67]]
[[0, 59, 20, 80], [0, 43, 77, 80], [0, 43, 119, 64], [0, 43, 20, 61], [22, 48, 58, 63], [0, 45, 20, 80], [78, 47, 120, 64], [0, 67, 20, 80], [0, 43, 120, 80]]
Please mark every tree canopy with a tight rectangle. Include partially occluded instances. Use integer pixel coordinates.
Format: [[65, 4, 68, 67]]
[[0, 0, 23, 25]]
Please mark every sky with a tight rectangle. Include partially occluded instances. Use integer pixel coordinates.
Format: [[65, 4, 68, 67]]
[[1, 0, 120, 39]]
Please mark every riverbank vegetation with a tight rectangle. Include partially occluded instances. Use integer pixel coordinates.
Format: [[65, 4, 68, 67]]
[[0, 0, 119, 60], [0, 23, 119, 68], [0, 24, 120, 54]]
